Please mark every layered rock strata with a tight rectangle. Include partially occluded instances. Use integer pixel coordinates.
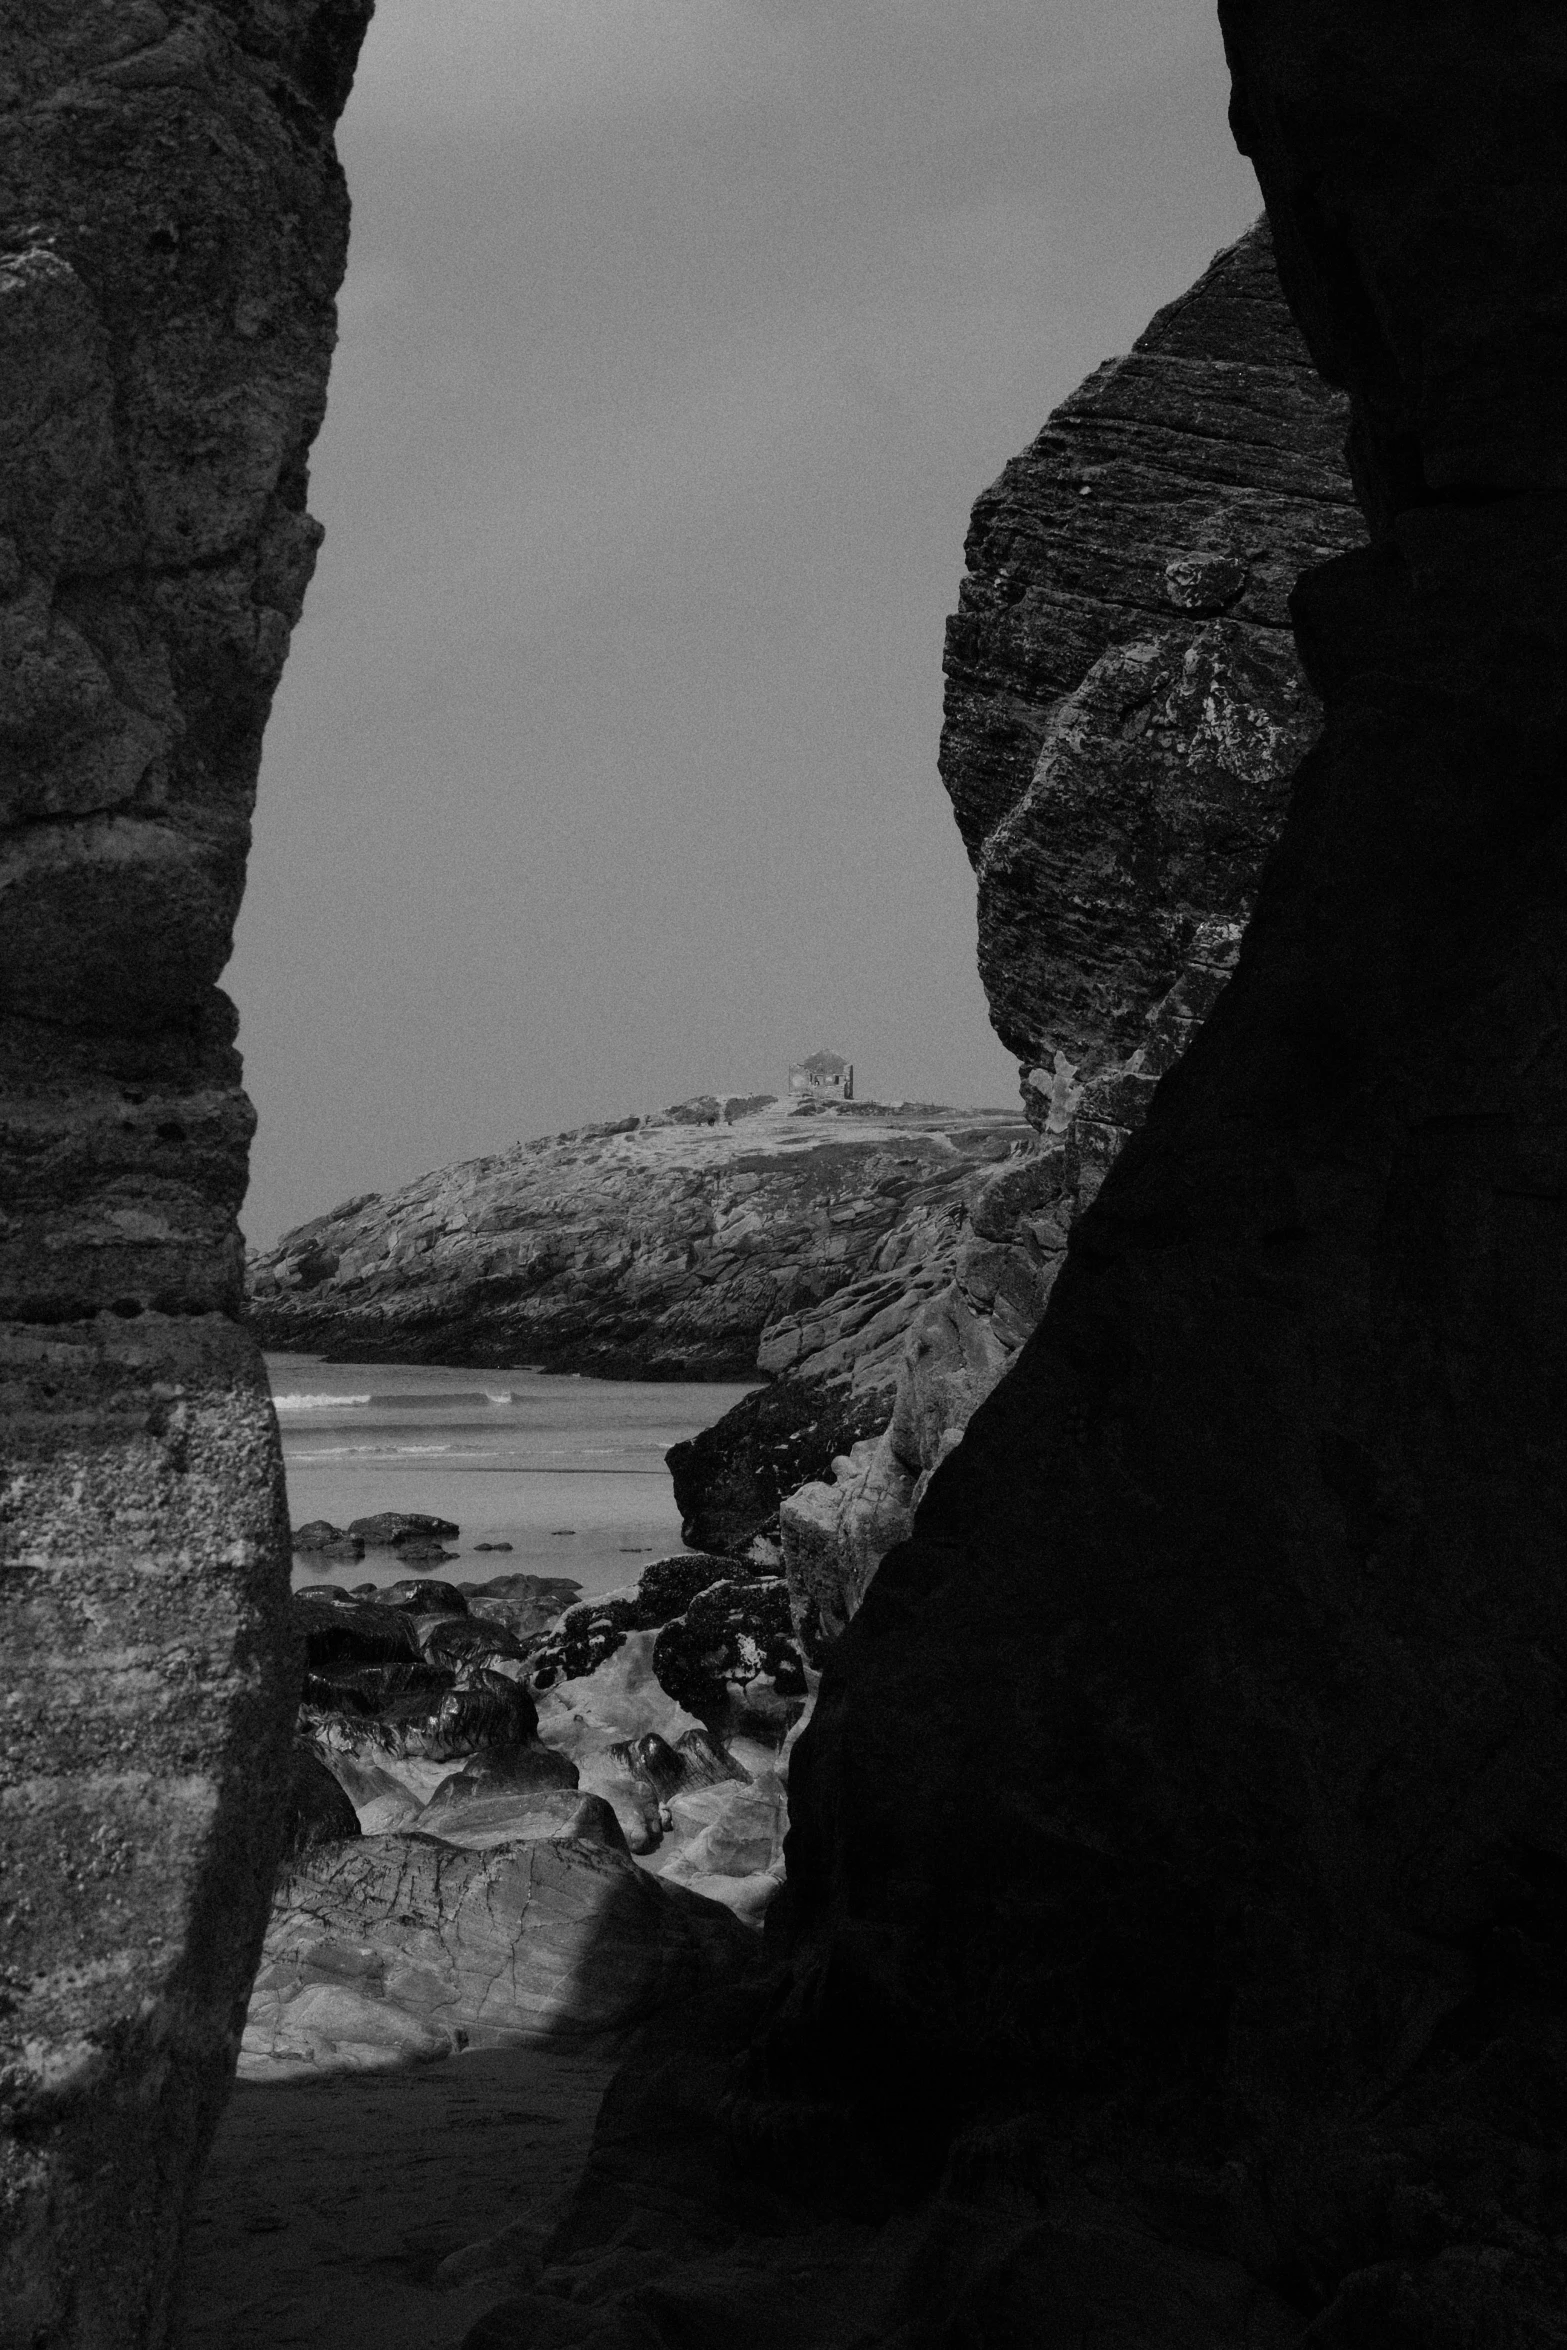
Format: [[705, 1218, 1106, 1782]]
[[776, 227, 1364, 1639], [0, 6, 368, 2343], [249, 1094, 1029, 1378]]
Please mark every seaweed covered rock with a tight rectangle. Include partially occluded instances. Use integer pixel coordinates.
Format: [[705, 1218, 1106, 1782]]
[[525, 1553, 734, 1690], [652, 1577, 806, 1735]]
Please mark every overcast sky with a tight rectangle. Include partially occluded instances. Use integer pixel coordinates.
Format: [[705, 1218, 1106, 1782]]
[[230, 0, 1260, 1245]]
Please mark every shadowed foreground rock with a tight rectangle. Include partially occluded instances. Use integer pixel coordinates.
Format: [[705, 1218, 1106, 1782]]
[[758, 15, 1567, 2344], [0, 5, 369, 2344], [753, 225, 1366, 1638]]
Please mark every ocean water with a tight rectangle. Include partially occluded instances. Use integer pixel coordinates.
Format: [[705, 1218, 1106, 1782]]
[[268, 1354, 758, 1598]]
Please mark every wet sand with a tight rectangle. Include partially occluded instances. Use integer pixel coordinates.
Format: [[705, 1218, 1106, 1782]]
[[181, 2043, 622, 2350]]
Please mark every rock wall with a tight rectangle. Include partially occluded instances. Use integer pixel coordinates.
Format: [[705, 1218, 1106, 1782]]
[[249, 1094, 1030, 1378], [760, 17, 1567, 2342], [0, 7, 369, 2343], [777, 226, 1364, 1639]]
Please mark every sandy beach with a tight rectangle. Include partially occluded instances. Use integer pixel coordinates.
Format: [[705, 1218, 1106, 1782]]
[[181, 2041, 623, 2350]]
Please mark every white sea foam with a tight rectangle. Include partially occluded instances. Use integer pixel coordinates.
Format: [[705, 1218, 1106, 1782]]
[[272, 1392, 372, 1411]]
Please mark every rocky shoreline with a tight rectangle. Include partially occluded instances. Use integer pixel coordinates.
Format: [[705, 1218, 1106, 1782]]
[[249, 1533, 812, 2079]]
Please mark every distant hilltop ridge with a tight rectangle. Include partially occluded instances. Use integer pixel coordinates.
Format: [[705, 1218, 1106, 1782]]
[[248, 1091, 1029, 1379]]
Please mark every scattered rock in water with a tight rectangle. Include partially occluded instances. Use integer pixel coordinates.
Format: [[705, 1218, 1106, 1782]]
[[280, 1744, 361, 1865], [472, 1540, 514, 1552], [550, 1527, 576, 1537], [240, 1832, 753, 2079], [291, 1520, 365, 1561], [292, 1520, 341, 1549], [392, 1542, 457, 1565], [346, 1511, 460, 1549]]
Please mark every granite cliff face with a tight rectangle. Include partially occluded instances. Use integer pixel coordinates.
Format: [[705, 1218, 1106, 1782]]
[[0, 7, 368, 2344], [248, 1094, 1031, 1380], [773, 227, 1364, 1639]]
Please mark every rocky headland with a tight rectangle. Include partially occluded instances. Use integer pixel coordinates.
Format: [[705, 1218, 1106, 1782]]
[[248, 1093, 1029, 1381]]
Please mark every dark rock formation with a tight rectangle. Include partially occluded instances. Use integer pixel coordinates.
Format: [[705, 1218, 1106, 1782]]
[[774, 226, 1364, 1644], [444, 51, 1567, 2350], [279, 1743, 360, 1865], [419, 1614, 531, 1668], [457, 1571, 584, 1642], [651, 1577, 807, 1737], [247, 1095, 1029, 1377], [942, 218, 1363, 1116], [755, 33, 1567, 2348], [667, 1374, 891, 1558], [346, 1510, 458, 1548], [0, 5, 369, 2342], [380, 1576, 468, 1614]]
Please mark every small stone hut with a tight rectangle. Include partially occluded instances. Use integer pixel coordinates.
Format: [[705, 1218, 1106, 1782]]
[[789, 1049, 854, 1101]]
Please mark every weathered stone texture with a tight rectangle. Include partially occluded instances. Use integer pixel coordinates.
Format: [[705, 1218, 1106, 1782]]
[[775, 231, 1364, 1642], [0, 5, 369, 2343], [249, 1095, 1030, 1379], [943, 219, 1362, 1113]]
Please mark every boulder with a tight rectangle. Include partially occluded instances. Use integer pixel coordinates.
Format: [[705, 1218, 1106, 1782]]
[[381, 1578, 468, 1615], [651, 1577, 807, 1736], [460, 1572, 582, 1641], [413, 1777, 623, 1855], [420, 1614, 531, 1668], [301, 1660, 451, 1716], [666, 1375, 893, 1557], [306, 1678, 539, 1765], [239, 1831, 753, 2079], [290, 1595, 422, 1669], [313, 1751, 425, 1835], [345, 1511, 459, 1548]]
